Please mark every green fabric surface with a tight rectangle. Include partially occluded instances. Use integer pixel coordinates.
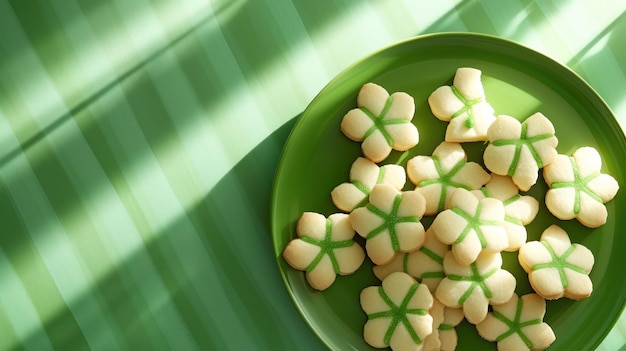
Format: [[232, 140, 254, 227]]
[[0, 0, 624, 350]]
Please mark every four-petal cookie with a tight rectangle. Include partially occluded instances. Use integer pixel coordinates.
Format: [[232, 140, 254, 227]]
[[341, 83, 419, 162]]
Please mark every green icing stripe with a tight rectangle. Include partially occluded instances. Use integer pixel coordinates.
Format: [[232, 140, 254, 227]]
[[360, 96, 410, 147], [532, 242, 586, 289], [550, 156, 603, 214], [504, 215, 523, 226], [439, 323, 454, 331], [451, 203, 500, 249], [450, 85, 482, 129], [301, 219, 355, 273], [419, 246, 444, 265], [366, 194, 420, 253], [502, 193, 521, 206], [447, 265, 498, 304], [492, 297, 542, 349], [490, 122, 555, 176], [376, 166, 387, 184], [402, 253, 410, 274], [418, 155, 471, 212]]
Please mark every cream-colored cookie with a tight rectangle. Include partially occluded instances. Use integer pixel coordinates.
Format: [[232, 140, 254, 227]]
[[435, 252, 516, 324], [471, 174, 539, 251], [361, 272, 434, 350], [476, 293, 555, 351], [438, 304, 464, 351], [282, 212, 365, 290], [543, 146, 619, 228], [428, 67, 497, 142], [431, 188, 508, 266], [350, 184, 427, 265], [341, 83, 419, 163], [422, 298, 445, 351], [331, 157, 406, 212], [484, 113, 558, 191], [373, 227, 449, 293], [407, 142, 490, 216], [518, 225, 594, 300]]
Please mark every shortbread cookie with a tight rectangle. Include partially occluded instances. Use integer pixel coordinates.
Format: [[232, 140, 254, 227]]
[[518, 225, 594, 300], [476, 293, 556, 351], [543, 146, 619, 228], [373, 227, 449, 293], [407, 142, 491, 216], [484, 113, 558, 191], [361, 272, 434, 350], [438, 304, 464, 351], [341, 83, 419, 162], [331, 157, 406, 212], [422, 298, 445, 351], [471, 174, 539, 251], [431, 188, 508, 266], [282, 212, 365, 290], [435, 252, 516, 324], [428, 67, 497, 142], [350, 184, 427, 265]]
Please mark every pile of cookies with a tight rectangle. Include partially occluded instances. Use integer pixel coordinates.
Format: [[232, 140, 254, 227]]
[[281, 68, 619, 350]]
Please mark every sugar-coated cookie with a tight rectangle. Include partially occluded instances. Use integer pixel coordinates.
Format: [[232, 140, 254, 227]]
[[435, 252, 516, 324], [373, 227, 449, 293], [428, 67, 497, 142], [350, 184, 427, 265], [407, 142, 491, 216], [282, 212, 365, 290], [341, 83, 419, 163], [476, 293, 555, 351], [431, 188, 508, 266], [484, 113, 558, 191], [543, 146, 619, 228], [471, 174, 539, 251], [518, 225, 594, 300], [361, 272, 434, 350], [438, 304, 464, 351], [332, 157, 406, 212]]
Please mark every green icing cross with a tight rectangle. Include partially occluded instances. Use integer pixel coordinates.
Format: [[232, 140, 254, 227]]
[[492, 297, 542, 349], [452, 203, 501, 249], [550, 156, 603, 214], [366, 194, 421, 253], [531, 242, 587, 289], [418, 156, 471, 212], [450, 85, 483, 128], [360, 95, 411, 147], [301, 219, 355, 273], [367, 283, 428, 345], [447, 264, 498, 305], [490, 123, 554, 177]]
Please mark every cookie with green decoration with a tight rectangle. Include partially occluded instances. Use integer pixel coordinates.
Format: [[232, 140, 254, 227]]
[[341, 82, 419, 163], [360, 272, 434, 350], [282, 212, 365, 290], [484, 112, 558, 191], [437, 303, 464, 351], [428, 67, 497, 142], [350, 184, 427, 265], [476, 293, 556, 351], [543, 146, 619, 228], [518, 225, 594, 300], [407, 141, 491, 216], [435, 251, 516, 324], [331, 157, 406, 213], [421, 297, 445, 351]]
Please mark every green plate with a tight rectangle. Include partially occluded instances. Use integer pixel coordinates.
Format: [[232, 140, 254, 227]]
[[271, 33, 626, 350]]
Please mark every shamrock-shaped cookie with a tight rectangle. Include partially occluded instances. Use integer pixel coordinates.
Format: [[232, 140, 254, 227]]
[[341, 83, 419, 163], [484, 113, 558, 191], [431, 188, 508, 266], [476, 293, 556, 351], [428, 67, 497, 142], [544, 146, 619, 228], [350, 184, 427, 265], [282, 212, 365, 290], [518, 225, 594, 300], [361, 272, 434, 350], [435, 252, 516, 324], [407, 142, 491, 216], [373, 227, 449, 293], [331, 157, 406, 212], [471, 174, 539, 251]]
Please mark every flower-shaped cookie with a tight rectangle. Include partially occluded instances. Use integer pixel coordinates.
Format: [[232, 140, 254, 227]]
[[282, 212, 365, 290], [543, 146, 619, 228], [435, 252, 516, 324], [350, 184, 427, 265], [518, 225, 594, 300], [484, 113, 558, 191], [431, 188, 508, 265], [471, 174, 539, 251], [373, 227, 449, 293], [331, 157, 406, 212], [437, 304, 465, 351], [361, 272, 434, 350], [341, 83, 419, 163], [476, 293, 556, 351], [407, 142, 491, 216], [428, 67, 497, 142]]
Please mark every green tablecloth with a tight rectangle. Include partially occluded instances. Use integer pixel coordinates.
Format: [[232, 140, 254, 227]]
[[1, 0, 625, 350]]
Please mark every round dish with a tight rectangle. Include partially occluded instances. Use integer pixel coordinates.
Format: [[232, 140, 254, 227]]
[[271, 33, 626, 350]]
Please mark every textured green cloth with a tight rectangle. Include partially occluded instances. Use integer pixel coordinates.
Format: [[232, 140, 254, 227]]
[[0, 0, 625, 350]]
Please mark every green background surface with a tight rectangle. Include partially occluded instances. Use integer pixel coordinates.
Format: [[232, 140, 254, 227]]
[[1, 0, 625, 350]]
